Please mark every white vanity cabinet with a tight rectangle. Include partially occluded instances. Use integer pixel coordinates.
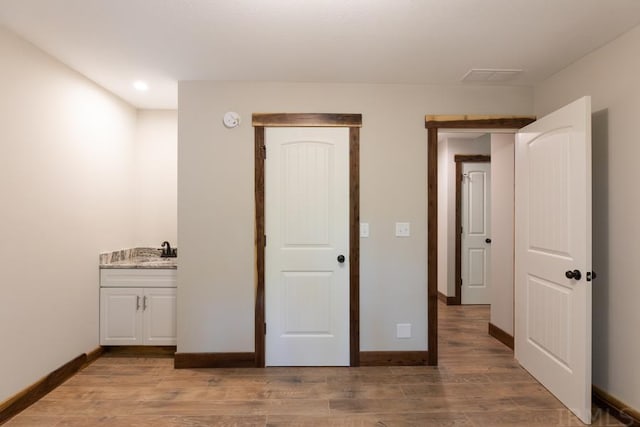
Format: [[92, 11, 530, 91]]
[[100, 269, 177, 346]]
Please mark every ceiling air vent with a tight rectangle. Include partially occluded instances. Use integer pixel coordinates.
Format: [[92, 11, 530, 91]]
[[462, 68, 523, 83]]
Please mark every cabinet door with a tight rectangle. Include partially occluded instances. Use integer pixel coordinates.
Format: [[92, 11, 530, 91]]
[[100, 288, 143, 345], [142, 288, 177, 345]]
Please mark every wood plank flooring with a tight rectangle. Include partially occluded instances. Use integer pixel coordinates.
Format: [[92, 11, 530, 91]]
[[7, 303, 624, 426]]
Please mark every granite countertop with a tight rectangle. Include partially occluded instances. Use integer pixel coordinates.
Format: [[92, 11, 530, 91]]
[[99, 247, 177, 269]]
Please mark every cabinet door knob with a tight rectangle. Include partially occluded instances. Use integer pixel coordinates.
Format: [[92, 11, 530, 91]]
[[337, 255, 345, 263], [485, 238, 492, 244]]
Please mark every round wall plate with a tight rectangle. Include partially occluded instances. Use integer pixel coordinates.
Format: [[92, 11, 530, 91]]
[[223, 111, 240, 128]]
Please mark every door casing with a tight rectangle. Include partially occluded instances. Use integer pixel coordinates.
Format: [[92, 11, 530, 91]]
[[425, 116, 535, 365], [253, 113, 362, 367]]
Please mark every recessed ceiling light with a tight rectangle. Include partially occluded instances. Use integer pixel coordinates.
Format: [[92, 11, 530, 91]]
[[133, 80, 149, 91]]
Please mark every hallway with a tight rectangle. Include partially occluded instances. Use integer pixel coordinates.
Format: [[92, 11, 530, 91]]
[[6, 302, 624, 426]]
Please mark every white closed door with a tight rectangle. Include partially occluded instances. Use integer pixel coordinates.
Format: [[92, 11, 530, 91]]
[[515, 96, 592, 424], [461, 162, 492, 305], [100, 288, 142, 345], [265, 127, 349, 366], [143, 288, 177, 345]]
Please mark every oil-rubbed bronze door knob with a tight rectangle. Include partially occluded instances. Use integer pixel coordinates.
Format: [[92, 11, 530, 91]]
[[565, 270, 582, 280]]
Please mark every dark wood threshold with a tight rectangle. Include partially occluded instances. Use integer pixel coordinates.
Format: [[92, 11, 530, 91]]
[[593, 385, 640, 427], [101, 345, 176, 358], [437, 291, 457, 305], [0, 346, 102, 425], [488, 322, 514, 350], [174, 352, 256, 369], [359, 351, 429, 366]]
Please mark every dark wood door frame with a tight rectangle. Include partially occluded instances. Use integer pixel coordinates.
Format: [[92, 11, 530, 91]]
[[253, 113, 362, 368], [425, 115, 535, 366], [453, 155, 491, 306]]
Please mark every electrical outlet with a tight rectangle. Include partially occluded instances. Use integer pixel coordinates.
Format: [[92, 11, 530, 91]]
[[396, 323, 411, 338]]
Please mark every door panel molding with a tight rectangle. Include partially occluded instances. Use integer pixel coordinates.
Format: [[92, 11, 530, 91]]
[[454, 155, 490, 306], [254, 113, 362, 367], [425, 116, 535, 366], [264, 128, 349, 366]]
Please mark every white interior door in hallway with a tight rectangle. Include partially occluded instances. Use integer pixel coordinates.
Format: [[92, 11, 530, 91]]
[[515, 96, 592, 424], [461, 162, 492, 305], [265, 127, 350, 366]]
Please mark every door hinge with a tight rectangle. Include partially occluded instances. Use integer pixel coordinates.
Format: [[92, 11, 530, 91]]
[[460, 226, 463, 234], [264, 322, 267, 335], [264, 235, 266, 247], [263, 145, 266, 159]]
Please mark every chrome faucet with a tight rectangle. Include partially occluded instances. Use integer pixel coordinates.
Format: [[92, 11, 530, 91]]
[[160, 241, 177, 257]]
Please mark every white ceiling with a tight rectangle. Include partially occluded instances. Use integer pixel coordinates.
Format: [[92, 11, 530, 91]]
[[2, 0, 640, 109]]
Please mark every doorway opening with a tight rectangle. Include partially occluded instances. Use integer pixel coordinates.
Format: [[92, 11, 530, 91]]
[[437, 132, 509, 349], [436, 144, 508, 390], [425, 116, 535, 366], [427, 100, 593, 424]]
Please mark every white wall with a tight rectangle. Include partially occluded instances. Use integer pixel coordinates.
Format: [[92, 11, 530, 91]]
[[178, 81, 532, 354], [438, 135, 491, 297], [489, 134, 515, 335], [0, 26, 137, 402], [133, 110, 178, 247], [437, 138, 449, 296], [535, 24, 640, 412]]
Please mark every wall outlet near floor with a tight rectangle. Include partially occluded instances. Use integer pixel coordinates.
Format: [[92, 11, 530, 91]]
[[395, 222, 410, 237], [396, 323, 411, 338]]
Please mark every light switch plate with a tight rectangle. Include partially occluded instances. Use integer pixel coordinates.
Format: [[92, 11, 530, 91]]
[[395, 222, 410, 237], [397, 323, 411, 338], [360, 222, 370, 238]]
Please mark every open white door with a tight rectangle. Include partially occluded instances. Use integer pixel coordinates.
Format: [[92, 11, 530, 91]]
[[265, 127, 350, 366], [461, 162, 492, 305], [515, 96, 592, 424]]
